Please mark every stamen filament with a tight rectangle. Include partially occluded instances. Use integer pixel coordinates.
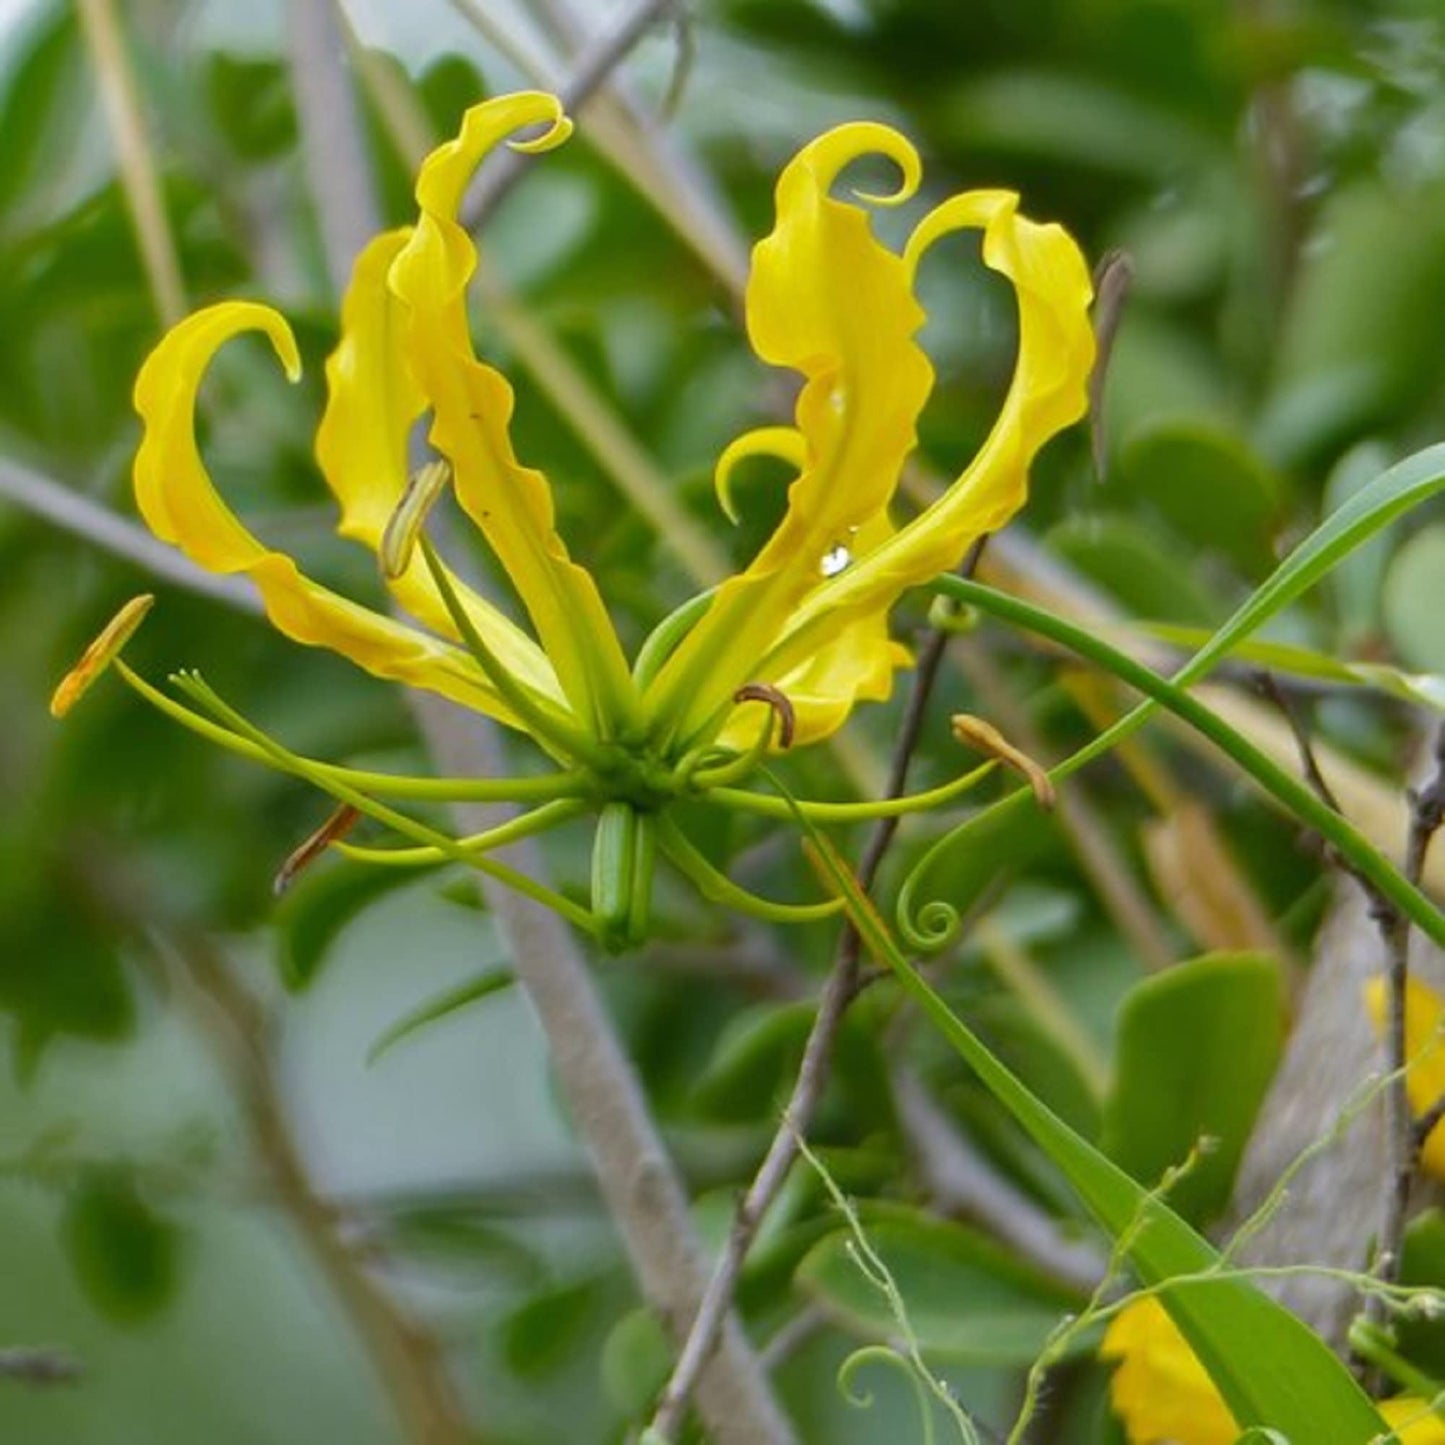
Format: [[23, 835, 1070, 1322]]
[[336, 798, 586, 867], [121, 662, 598, 935], [632, 588, 716, 690], [655, 814, 843, 923], [708, 762, 996, 822], [113, 661, 585, 803]]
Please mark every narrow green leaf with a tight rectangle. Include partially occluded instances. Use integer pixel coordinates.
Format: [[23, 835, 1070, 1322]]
[[927, 576, 1445, 949], [785, 796, 1387, 1442], [921, 441, 1445, 908], [366, 967, 516, 1065]]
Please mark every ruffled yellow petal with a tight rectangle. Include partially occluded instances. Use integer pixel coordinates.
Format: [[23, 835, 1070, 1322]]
[[714, 515, 908, 750], [645, 121, 934, 750], [315, 227, 565, 709], [1101, 1297, 1445, 1445], [387, 92, 636, 737], [132, 302, 515, 720], [1366, 974, 1445, 1179], [762, 189, 1095, 685]]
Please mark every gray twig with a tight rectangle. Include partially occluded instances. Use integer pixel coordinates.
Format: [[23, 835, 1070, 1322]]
[[0, 458, 260, 613], [646, 539, 989, 1441], [891, 1068, 1106, 1293], [0, 1349, 82, 1386], [461, 0, 681, 231]]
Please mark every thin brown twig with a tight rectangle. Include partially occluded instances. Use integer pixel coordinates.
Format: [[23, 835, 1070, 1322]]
[[646, 538, 989, 1441]]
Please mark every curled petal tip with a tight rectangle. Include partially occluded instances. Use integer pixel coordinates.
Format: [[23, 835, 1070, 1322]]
[[508, 110, 573, 155], [50, 594, 155, 718], [712, 427, 806, 526], [796, 120, 922, 209]]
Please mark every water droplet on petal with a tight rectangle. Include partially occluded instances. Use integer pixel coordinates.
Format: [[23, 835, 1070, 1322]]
[[820, 544, 852, 578]]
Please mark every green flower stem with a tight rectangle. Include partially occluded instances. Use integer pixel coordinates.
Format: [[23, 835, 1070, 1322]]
[[918, 576, 1445, 952], [336, 799, 589, 867], [118, 662, 596, 934], [654, 814, 843, 924]]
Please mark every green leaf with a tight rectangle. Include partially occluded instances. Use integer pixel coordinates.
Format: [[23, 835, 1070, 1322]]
[[1116, 418, 1284, 575], [1384, 525, 1445, 675], [272, 860, 419, 991], [62, 1167, 182, 1326], [1395, 1209, 1445, 1378], [796, 1205, 1085, 1366], [1047, 513, 1220, 625], [365, 967, 516, 1065], [0, 7, 85, 234], [600, 1307, 672, 1415], [1102, 953, 1284, 1225], [789, 802, 1387, 1442]]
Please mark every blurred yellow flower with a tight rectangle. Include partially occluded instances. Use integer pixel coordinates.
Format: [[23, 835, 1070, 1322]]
[[1366, 975, 1445, 1178], [69, 91, 1096, 943], [1101, 1297, 1445, 1444]]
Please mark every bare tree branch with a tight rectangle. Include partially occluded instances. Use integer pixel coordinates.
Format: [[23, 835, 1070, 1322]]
[[0, 458, 260, 613]]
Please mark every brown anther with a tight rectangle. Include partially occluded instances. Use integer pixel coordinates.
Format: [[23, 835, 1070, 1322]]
[[273, 805, 360, 896], [733, 683, 795, 750], [951, 714, 1057, 810]]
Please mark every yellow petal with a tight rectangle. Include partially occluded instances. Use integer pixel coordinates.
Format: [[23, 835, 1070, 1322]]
[[132, 302, 520, 721], [1381, 1395, 1445, 1443], [314, 229, 565, 708], [1100, 1298, 1239, 1445], [1365, 974, 1445, 1179], [763, 188, 1095, 686], [51, 594, 154, 717], [646, 121, 934, 749], [714, 515, 908, 750], [1103, 1298, 1445, 1444], [387, 92, 636, 737]]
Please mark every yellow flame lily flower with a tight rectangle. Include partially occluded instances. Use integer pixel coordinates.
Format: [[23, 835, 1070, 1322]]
[[1102, 1296, 1445, 1444], [62, 91, 1094, 946]]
